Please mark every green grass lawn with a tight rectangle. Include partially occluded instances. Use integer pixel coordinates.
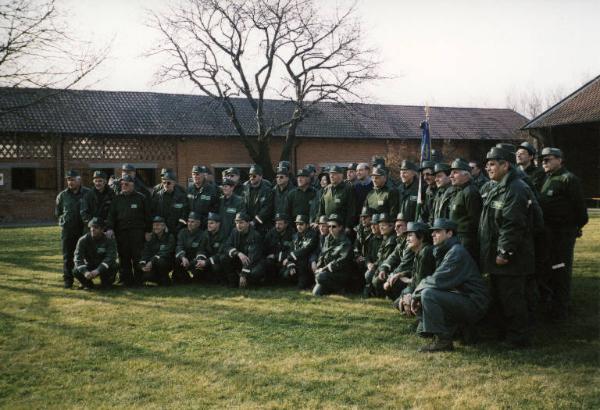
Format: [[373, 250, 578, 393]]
[[1, 216, 599, 409]]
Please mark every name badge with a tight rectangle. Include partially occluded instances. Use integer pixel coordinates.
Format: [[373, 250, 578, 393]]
[[546, 190, 554, 196], [160, 245, 167, 250], [451, 204, 457, 211], [97, 247, 106, 253], [260, 197, 266, 202], [491, 200, 504, 210], [377, 200, 384, 206], [191, 242, 199, 247], [174, 203, 184, 209], [334, 198, 341, 203], [200, 195, 211, 201], [187, 194, 194, 199], [410, 195, 417, 201], [226, 207, 237, 213], [131, 204, 138, 209]]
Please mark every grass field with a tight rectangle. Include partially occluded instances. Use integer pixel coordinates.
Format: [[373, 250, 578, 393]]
[[0, 215, 599, 409]]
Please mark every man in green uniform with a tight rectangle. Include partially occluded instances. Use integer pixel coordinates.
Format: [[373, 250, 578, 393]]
[[377, 212, 415, 299], [283, 215, 319, 289], [449, 158, 482, 262], [151, 171, 189, 236], [430, 163, 453, 224], [516, 142, 545, 192], [224, 212, 266, 288], [173, 212, 204, 284], [195, 212, 228, 284], [273, 166, 294, 215], [345, 162, 358, 186], [224, 167, 244, 197], [419, 161, 437, 223], [243, 164, 274, 234], [73, 217, 117, 290], [365, 213, 397, 298], [313, 214, 353, 296], [363, 166, 398, 216], [317, 165, 356, 231], [469, 160, 489, 190], [81, 171, 115, 226], [286, 169, 317, 223], [140, 216, 175, 286], [264, 213, 294, 283], [397, 160, 420, 222], [110, 163, 149, 196], [56, 169, 90, 288], [413, 218, 489, 352], [187, 165, 219, 229], [106, 174, 152, 286], [218, 179, 245, 237], [479, 147, 535, 347], [539, 147, 588, 320], [353, 207, 373, 276]]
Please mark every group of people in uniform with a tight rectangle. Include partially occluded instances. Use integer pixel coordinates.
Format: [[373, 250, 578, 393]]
[[55, 141, 588, 352]]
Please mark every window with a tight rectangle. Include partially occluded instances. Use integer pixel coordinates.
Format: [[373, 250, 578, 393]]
[[12, 168, 57, 191]]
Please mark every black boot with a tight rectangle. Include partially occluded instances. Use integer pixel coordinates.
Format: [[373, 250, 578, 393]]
[[418, 335, 454, 353]]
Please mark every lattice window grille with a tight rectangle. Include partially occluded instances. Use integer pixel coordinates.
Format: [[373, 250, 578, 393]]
[[0, 135, 55, 159]]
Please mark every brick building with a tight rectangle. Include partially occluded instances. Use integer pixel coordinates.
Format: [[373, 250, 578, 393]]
[[522, 75, 600, 199], [0, 88, 527, 223]]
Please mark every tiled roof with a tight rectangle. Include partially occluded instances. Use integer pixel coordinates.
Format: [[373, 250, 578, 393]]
[[523, 75, 600, 129], [0, 87, 527, 140]]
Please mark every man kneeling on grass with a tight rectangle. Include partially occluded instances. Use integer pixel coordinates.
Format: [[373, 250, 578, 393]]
[[411, 218, 489, 352], [139, 216, 175, 286], [73, 217, 117, 290], [224, 212, 265, 288], [313, 214, 353, 296]]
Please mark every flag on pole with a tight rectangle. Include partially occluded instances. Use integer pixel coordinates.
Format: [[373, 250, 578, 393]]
[[416, 113, 432, 209]]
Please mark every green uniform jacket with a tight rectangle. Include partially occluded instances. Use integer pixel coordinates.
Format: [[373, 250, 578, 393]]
[[107, 191, 152, 232], [243, 180, 274, 228], [414, 236, 489, 313], [74, 233, 117, 274], [472, 173, 489, 190], [317, 234, 353, 276], [264, 226, 294, 263], [448, 181, 482, 254], [479, 168, 535, 276], [151, 189, 189, 234], [523, 164, 545, 192], [141, 232, 175, 265], [273, 183, 294, 215], [288, 229, 318, 267], [225, 227, 264, 270], [539, 167, 588, 231], [363, 185, 399, 217], [56, 186, 90, 230], [187, 182, 219, 225], [420, 185, 437, 223], [81, 187, 115, 224], [286, 186, 317, 223], [353, 224, 372, 258], [366, 234, 383, 264], [430, 184, 453, 224], [317, 182, 356, 228], [372, 234, 397, 271], [218, 194, 245, 236], [402, 244, 435, 295], [380, 235, 409, 273], [175, 227, 204, 261], [397, 179, 419, 222], [197, 229, 228, 267]]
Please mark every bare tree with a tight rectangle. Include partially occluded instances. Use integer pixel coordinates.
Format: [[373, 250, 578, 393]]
[[0, 0, 106, 114], [151, 0, 381, 178]]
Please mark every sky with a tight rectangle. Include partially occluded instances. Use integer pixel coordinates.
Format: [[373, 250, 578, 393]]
[[62, 0, 600, 114]]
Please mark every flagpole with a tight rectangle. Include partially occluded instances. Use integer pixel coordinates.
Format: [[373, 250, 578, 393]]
[[415, 105, 430, 221]]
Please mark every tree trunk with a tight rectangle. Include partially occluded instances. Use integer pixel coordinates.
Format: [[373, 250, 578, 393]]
[[256, 137, 275, 180]]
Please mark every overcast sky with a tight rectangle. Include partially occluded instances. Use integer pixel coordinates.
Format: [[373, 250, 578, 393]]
[[64, 0, 600, 113]]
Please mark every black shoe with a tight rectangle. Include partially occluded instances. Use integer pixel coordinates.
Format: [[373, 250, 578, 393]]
[[64, 281, 73, 289], [418, 335, 454, 353]]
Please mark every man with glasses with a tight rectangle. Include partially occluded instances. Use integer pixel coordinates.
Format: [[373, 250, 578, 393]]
[[151, 171, 189, 236], [539, 147, 588, 321], [313, 214, 353, 296], [187, 165, 219, 229], [223, 167, 244, 197], [243, 164, 274, 234], [273, 166, 294, 215]]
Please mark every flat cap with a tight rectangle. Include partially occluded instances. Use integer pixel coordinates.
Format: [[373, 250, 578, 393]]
[[120, 174, 134, 183], [400, 160, 418, 172], [518, 141, 537, 156], [371, 156, 386, 168], [275, 166, 289, 176], [419, 160, 436, 171], [65, 169, 80, 178], [318, 215, 329, 224], [406, 221, 429, 233], [207, 212, 221, 222], [122, 163, 135, 171], [395, 212, 407, 221], [360, 206, 371, 217], [328, 165, 343, 174], [225, 167, 240, 176], [450, 158, 471, 172], [486, 147, 515, 164], [371, 167, 387, 177], [161, 171, 176, 181], [234, 211, 252, 222], [296, 168, 311, 177], [378, 213, 394, 223], [152, 216, 165, 223], [328, 213, 343, 224], [88, 217, 105, 228], [434, 163, 451, 174], [188, 211, 202, 221], [371, 213, 380, 224], [295, 215, 309, 224], [495, 143, 516, 153], [274, 213, 289, 222], [304, 164, 317, 173], [347, 162, 358, 171], [249, 164, 263, 175], [540, 147, 563, 158], [92, 170, 107, 179], [192, 165, 209, 174], [431, 218, 458, 231]]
